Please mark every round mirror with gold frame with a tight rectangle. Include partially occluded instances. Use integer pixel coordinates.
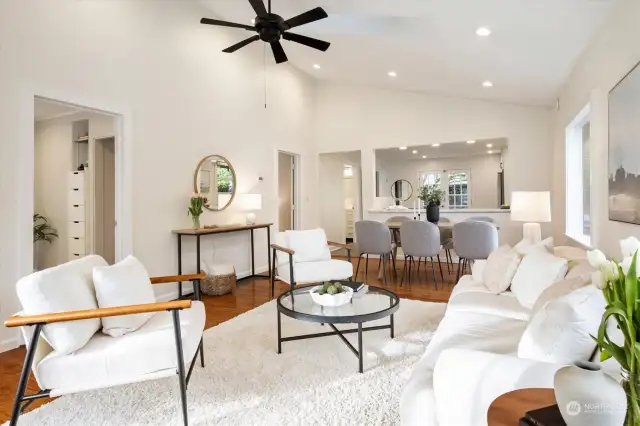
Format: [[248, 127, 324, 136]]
[[194, 155, 237, 211]]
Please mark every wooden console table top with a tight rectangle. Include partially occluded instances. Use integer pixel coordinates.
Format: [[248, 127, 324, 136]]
[[172, 223, 273, 236], [488, 388, 556, 426]]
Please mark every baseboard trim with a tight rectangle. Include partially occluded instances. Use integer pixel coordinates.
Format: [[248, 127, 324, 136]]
[[155, 264, 270, 302], [0, 336, 22, 352]]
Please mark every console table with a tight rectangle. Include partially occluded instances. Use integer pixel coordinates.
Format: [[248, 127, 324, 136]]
[[172, 223, 273, 298]]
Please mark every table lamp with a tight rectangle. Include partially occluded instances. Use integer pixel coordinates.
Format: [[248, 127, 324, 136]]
[[239, 194, 262, 225], [510, 191, 551, 243]]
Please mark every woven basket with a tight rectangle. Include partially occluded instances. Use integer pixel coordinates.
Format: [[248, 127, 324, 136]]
[[201, 269, 236, 296]]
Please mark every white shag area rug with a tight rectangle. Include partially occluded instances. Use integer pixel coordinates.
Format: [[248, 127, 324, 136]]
[[10, 298, 446, 426]]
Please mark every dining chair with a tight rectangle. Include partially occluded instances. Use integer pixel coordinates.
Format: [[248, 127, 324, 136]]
[[354, 220, 396, 282], [438, 217, 454, 273], [399, 221, 443, 288], [453, 221, 499, 282], [386, 216, 412, 247], [466, 216, 495, 223]]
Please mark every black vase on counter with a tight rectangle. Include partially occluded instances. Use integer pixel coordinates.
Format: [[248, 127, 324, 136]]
[[426, 204, 440, 223]]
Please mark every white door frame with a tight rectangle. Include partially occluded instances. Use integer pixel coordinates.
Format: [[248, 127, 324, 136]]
[[276, 150, 301, 231], [25, 90, 133, 274]]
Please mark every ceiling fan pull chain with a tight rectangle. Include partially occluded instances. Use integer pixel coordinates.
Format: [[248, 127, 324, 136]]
[[268, 0, 271, 14]]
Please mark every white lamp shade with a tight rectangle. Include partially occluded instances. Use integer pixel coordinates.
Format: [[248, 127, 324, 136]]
[[511, 191, 551, 222], [238, 194, 262, 211]]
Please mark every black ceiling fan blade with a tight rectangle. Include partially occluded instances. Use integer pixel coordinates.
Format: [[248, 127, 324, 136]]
[[200, 18, 255, 31], [282, 32, 330, 51], [248, 0, 268, 17], [223, 35, 260, 53], [284, 7, 328, 30], [270, 41, 288, 64]]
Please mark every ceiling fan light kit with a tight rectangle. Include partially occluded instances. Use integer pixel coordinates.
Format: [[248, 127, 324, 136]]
[[200, 0, 331, 64]]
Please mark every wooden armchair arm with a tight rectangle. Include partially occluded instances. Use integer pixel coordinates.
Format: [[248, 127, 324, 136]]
[[270, 244, 295, 255], [4, 300, 192, 328], [327, 241, 350, 249], [150, 273, 206, 284]]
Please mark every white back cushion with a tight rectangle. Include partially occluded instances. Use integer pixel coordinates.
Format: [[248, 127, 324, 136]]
[[93, 256, 156, 337], [482, 245, 522, 294], [285, 229, 331, 263], [514, 237, 554, 256], [518, 285, 605, 363], [511, 251, 568, 309], [17, 255, 107, 354]]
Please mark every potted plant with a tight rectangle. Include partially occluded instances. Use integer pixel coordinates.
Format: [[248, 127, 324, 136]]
[[418, 179, 444, 223], [33, 214, 58, 270], [188, 193, 208, 230], [587, 237, 640, 426]]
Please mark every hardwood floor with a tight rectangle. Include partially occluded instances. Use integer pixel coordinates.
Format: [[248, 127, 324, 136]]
[[0, 257, 455, 423]]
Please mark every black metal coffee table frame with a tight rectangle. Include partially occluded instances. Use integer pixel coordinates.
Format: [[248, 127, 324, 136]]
[[276, 285, 400, 373]]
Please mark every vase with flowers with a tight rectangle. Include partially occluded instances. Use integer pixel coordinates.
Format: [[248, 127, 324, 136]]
[[188, 193, 207, 230], [587, 236, 640, 426], [418, 177, 444, 223]]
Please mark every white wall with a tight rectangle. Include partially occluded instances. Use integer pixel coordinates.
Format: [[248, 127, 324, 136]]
[[0, 0, 316, 351], [377, 154, 503, 209], [315, 84, 553, 222], [318, 153, 346, 243], [552, 0, 640, 256]]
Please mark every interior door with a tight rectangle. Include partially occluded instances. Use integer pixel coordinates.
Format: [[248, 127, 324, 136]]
[[278, 152, 293, 231]]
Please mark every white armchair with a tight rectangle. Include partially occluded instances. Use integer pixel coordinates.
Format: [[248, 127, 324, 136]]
[[4, 255, 206, 426], [270, 229, 353, 297]]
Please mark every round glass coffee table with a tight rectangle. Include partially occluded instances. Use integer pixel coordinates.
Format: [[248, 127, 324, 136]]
[[276, 285, 400, 373]]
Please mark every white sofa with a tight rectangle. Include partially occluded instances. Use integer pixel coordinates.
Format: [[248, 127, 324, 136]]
[[400, 248, 615, 426]]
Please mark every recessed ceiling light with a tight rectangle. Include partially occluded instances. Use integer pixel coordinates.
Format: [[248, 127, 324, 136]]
[[476, 27, 491, 37], [412, 150, 418, 154], [432, 143, 441, 147], [486, 143, 493, 148], [488, 150, 494, 154], [482, 81, 494, 88], [313, 64, 321, 69], [467, 140, 476, 144], [422, 155, 427, 159], [388, 71, 397, 78], [399, 146, 407, 150]]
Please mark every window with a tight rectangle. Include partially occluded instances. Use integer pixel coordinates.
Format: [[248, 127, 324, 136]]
[[565, 104, 591, 246], [418, 170, 470, 208]]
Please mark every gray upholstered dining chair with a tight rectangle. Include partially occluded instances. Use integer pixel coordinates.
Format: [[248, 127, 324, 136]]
[[466, 216, 495, 223], [399, 221, 443, 288], [354, 220, 396, 282], [452, 221, 499, 281], [438, 217, 454, 273], [386, 216, 412, 247]]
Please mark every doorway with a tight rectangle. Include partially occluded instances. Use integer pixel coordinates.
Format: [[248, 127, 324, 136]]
[[33, 97, 118, 269], [278, 151, 298, 232]]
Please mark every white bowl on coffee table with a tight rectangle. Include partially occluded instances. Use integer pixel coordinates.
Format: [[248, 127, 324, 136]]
[[310, 285, 354, 307]]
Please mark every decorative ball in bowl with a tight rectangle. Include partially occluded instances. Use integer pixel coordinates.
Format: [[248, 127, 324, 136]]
[[310, 281, 353, 307]]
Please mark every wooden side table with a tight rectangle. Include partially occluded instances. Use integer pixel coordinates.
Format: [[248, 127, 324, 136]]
[[488, 388, 557, 426]]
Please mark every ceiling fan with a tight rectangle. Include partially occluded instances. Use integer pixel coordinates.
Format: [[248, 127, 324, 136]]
[[200, 0, 331, 64]]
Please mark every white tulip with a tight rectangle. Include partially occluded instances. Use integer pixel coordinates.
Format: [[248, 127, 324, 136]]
[[620, 236, 640, 258], [620, 256, 640, 278], [592, 270, 607, 290], [587, 249, 608, 270], [603, 261, 620, 282]]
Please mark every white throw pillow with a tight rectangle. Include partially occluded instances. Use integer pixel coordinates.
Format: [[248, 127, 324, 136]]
[[285, 229, 331, 263], [514, 237, 554, 256], [93, 256, 156, 337], [16, 255, 107, 354], [482, 245, 521, 294], [510, 251, 569, 309], [531, 276, 590, 313], [518, 285, 606, 363]]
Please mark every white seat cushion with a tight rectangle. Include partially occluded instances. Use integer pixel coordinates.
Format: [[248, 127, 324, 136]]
[[450, 276, 531, 321], [16, 255, 107, 355], [277, 259, 353, 284], [93, 256, 157, 337], [35, 301, 205, 391], [285, 229, 332, 263]]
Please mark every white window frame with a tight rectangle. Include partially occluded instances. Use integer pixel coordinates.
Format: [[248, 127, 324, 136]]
[[565, 103, 592, 247], [418, 169, 471, 209]]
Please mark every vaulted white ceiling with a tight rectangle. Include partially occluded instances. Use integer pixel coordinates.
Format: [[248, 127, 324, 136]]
[[200, 0, 618, 106]]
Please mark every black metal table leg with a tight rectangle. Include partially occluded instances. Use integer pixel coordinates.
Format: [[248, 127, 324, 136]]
[[177, 235, 183, 299], [277, 309, 282, 354], [171, 310, 189, 426], [358, 322, 363, 374], [267, 227, 271, 279], [250, 228, 255, 277], [390, 314, 395, 339], [9, 324, 43, 426]]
